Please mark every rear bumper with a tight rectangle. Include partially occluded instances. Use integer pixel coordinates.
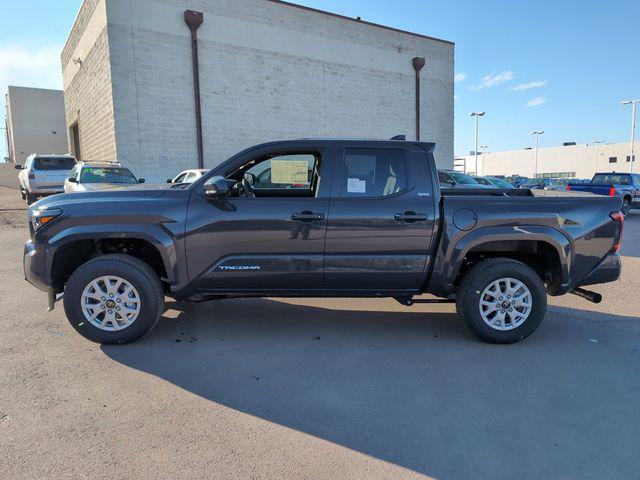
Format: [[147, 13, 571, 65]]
[[578, 253, 622, 287], [28, 186, 64, 195]]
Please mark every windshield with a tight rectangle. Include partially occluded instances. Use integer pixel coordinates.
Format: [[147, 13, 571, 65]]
[[34, 157, 76, 171], [80, 167, 138, 184], [592, 174, 631, 185], [449, 172, 479, 185], [489, 178, 514, 188]]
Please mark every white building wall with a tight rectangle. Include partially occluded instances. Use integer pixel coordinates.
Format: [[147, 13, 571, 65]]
[[64, 0, 454, 181], [5, 86, 69, 164], [457, 142, 639, 180]]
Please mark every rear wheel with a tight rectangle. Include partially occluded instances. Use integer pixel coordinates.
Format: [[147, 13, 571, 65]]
[[621, 198, 631, 217], [25, 192, 37, 205], [456, 258, 547, 344], [63, 254, 165, 344]]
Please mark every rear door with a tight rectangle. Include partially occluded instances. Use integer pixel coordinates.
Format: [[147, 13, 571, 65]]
[[324, 144, 437, 292]]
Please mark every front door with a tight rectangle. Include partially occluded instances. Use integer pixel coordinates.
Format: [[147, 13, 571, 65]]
[[324, 145, 437, 292], [186, 148, 331, 292]]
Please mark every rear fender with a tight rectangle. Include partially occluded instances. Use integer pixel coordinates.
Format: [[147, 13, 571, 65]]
[[428, 225, 571, 296]]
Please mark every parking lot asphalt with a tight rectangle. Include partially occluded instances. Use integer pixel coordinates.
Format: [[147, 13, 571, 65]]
[[1, 186, 639, 480]]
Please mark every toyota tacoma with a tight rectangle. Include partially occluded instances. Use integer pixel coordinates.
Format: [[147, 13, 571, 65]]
[[23, 139, 623, 344]]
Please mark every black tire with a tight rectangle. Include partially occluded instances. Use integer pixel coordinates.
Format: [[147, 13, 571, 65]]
[[456, 258, 547, 344], [20, 189, 26, 200], [63, 254, 165, 344], [25, 192, 37, 205], [621, 198, 631, 217]]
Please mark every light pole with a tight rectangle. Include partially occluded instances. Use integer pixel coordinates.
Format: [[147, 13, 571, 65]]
[[621, 99, 639, 173], [591, 139, 604, 175], [530, 130, 544, 178], [480, 144, 488, 176], [470, 112, 485, 175]]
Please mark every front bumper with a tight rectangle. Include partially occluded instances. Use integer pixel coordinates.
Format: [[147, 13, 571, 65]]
[[23, 240, 51, 292], [578, 253, 622, 287]]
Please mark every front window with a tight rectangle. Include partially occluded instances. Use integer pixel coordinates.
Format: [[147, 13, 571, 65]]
[[34, 157, 76, 171], [490, 178, 513, 188], [80, 167, 138, 184], [247, 154, 317, 194]]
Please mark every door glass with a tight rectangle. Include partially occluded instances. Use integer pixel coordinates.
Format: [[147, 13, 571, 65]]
[[246, 154, 318, 196], [340, 149, 407, 197]]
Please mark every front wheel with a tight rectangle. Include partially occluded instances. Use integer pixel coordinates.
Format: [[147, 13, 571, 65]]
[[63, 254, 165, 344], [456, 258, 547, 344]]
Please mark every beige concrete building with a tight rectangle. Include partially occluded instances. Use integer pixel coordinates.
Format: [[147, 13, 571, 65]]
[[455, 141, 638, 180], [5, 86, 69, 164], [62, 0, 455, 182]]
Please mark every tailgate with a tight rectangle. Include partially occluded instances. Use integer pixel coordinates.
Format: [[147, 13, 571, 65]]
[[566, 183, 613, 196], [33, 170, 69, 188]]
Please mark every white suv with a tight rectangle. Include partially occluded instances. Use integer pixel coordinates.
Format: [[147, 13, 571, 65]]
[[16, 154, 77, 204]]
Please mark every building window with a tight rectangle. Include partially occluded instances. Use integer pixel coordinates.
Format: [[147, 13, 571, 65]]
[[535, 172, 576, 179], [609, 157, 617, 163], [627, 155, 636, 162]]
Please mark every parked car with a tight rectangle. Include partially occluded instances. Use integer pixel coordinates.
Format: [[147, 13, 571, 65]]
[[167, 169, 210, 184], [509, 176, 534, 188], [64, 162, 145, 193], [23, 138, 623, 346], [438, 170, 492, 188], [522, 178, 568, 191], [566, 172, 640, 216], [473, 176, 515, 189], [15, 154, 77, 204]]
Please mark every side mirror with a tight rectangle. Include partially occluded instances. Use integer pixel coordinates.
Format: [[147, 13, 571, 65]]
[[138, 178, 146, 184], [67, 177, 77, 183], [203, 175, 229, 200], [166, 178, 173, 183], [14, 164, 23, 170]]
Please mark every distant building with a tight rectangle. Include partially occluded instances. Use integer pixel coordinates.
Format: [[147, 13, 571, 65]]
[[62, 0, 454, 182], [456, 141, 638, 179], [5, 86, 69, 164]]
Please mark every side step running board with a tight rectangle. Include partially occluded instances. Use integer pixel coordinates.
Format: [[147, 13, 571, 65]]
[[395, 296, 455, 307]]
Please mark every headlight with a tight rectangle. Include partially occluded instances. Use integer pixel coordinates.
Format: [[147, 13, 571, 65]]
[[31, 207, 63, 232]]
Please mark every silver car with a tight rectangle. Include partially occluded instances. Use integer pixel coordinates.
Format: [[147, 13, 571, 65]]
[[64, 162, 144, 193], [16, 154, 77, 204]]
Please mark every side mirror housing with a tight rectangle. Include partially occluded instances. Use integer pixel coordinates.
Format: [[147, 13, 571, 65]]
[[14, 164, 23, 170], [138, 178, 146, 184], [166, 178, 173, 183], [67, 177, 77, 183], [203, 175, 229, 200]]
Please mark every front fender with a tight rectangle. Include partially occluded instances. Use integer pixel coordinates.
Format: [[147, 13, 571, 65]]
[[46, 223, 183, 288], [427, 225, 572, 297]]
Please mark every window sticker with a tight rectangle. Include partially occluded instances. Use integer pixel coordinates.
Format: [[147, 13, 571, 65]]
[[271, 160, 309, 184], [347, 177, 366, 193]]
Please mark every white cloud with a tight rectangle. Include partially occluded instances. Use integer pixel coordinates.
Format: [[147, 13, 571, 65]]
[[526, 96, 546, 107], [0, 43, 63, 95], [470, 70, 514, 91], [454, 73, 466, 82], [511, 80, 548, 91]]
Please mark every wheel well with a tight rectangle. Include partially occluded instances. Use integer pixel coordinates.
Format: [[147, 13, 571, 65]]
[[51, 238, 168, 292], [623, 194, 632, 202], [457, 240, 563, 294]]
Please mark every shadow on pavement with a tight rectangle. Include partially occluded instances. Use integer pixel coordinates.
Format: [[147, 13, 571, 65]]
[[102, 298, 640, 478]]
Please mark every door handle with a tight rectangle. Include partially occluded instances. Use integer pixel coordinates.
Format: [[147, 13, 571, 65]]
[[394, 211, 427, 223], [291, 211, 325, 222]]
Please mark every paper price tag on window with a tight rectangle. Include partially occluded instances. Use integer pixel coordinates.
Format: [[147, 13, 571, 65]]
[[347, 178, 366, 193], [271, 160, 309, 185]]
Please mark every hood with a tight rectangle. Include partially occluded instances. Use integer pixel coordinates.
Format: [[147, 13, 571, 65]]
[[32, 183, 175, 210]]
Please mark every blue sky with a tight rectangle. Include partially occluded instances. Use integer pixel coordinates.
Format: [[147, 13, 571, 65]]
[[1, 0, 639, 157]]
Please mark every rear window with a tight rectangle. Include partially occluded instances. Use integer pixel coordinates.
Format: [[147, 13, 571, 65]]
[[592, 174, 631, 185], [80, 167, 138, 184], [34, 157, 76, 171]]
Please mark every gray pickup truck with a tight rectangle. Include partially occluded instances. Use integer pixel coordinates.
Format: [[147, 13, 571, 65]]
[[23, 139, 623, 345]]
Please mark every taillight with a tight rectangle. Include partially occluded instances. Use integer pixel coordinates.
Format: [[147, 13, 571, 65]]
[[610, 211, 624, 253], [28, 171, 35, 180], [566, 184, 571, 191], [609, 186, 615, 197]]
